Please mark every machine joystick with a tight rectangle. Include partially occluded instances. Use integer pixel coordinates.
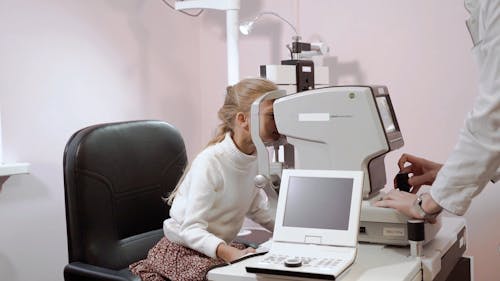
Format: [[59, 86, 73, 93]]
[[395, 172, 411, 192], [284, 257, 302, 268]]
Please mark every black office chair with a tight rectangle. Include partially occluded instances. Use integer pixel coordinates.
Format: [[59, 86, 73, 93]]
[[63, 120, 187, 281]]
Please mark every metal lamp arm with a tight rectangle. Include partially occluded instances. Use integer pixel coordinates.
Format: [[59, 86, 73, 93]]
[[252, 11, 298, 36]]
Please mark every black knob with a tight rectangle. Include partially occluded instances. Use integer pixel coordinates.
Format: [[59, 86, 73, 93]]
[[395, 172, 411, 192]]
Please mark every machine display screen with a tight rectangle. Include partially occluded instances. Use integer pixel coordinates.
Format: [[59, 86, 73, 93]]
[[376, 97, 396, 133], [283, 176, 353, 230]]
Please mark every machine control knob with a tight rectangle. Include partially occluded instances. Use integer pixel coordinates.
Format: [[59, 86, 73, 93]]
[[395, 172, 411, 192], [284, 257, 302, 268]]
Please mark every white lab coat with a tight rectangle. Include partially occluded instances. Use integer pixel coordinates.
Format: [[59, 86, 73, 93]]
[[430, 0, 500, 216]]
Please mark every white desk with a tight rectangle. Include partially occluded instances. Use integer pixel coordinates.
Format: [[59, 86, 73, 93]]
[[208, 217, 468, 281]]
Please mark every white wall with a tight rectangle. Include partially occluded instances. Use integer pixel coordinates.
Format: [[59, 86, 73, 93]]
[[0, 0, 498, 281], [0, 0, 201, 280]]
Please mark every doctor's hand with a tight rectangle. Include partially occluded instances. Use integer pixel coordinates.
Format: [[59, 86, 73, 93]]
[[373, 190, 422, 219], [374, 190, 440, 223], [397, 153, 443, 193]]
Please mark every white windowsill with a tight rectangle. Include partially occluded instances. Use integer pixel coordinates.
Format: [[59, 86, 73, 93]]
[[0, 163, 30, 177]]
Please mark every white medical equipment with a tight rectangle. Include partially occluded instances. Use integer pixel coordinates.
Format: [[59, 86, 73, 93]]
[[260, 37, 330, 94], [250, 85, 441, 246], [245, 169, 364, 280]]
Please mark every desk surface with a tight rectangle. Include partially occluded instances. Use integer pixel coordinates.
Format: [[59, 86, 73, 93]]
[[208, 217, 466, 281], [208, 243, 421, 281]]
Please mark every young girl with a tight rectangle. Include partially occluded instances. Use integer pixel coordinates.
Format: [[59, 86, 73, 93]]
[[130, 78, 280, 281]]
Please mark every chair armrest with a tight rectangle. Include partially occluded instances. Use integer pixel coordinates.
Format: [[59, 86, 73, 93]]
[[64, 262, 139, 281]]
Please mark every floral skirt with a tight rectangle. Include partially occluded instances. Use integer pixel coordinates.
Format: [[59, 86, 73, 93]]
[[130, 237, 245, 281]]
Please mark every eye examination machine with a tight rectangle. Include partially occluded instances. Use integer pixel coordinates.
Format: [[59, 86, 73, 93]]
[[207, 84, 470, 281], [250, 85, 443, 246]]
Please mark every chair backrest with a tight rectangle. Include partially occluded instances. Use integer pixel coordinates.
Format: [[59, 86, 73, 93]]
[[64, 120, 187, 270]]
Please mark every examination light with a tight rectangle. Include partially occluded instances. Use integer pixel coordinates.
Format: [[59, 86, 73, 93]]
[[239, 11, 298, 36]]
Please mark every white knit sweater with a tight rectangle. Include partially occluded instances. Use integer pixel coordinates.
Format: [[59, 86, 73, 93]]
[[163, 133, 275, 258]]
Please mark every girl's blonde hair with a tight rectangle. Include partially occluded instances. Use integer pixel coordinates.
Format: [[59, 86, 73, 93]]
[[167, 78, 278, 205]]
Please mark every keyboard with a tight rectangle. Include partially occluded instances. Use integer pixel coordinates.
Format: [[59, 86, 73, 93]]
[[258, 254, 346, 271]]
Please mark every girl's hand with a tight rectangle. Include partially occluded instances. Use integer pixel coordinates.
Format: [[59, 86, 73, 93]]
[[216, 243, 256, 263]]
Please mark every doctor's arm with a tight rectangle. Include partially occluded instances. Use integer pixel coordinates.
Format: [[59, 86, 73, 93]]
[[429, 1, 500, 216], [377, 2, 500, 218]]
